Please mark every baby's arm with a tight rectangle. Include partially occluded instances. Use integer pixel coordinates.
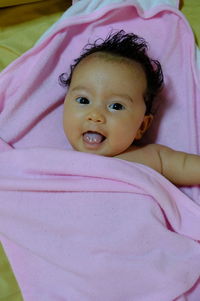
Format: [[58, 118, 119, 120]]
[[115, 144, 200, 186], [157, 145, 200, 185]]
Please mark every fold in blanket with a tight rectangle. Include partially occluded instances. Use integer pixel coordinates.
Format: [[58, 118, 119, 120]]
[[0, 0, 200, 300], [0, 148, 200, 301]]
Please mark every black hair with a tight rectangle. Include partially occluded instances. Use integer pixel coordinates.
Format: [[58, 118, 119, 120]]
[[59, 30, 163, 115]]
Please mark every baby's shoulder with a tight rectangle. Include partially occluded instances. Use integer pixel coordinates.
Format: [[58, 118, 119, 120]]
[[134, 143, 160, 156], [116, 143, 168, 173], [129, 143, 162, 173], [138, 143, 178, 174], [140, 143, 170, 154]]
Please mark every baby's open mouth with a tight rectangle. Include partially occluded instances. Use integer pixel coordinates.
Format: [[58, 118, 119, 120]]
[[82, 131, 106, 145]]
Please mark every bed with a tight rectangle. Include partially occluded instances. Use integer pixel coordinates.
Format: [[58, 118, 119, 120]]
[[0, 1, 200, 300]]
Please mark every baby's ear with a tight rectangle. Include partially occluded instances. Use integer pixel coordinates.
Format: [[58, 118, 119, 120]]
[[135, 114, 153, 140]]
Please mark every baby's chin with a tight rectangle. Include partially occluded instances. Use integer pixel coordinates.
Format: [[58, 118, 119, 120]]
[[72, 143, 120, 157]]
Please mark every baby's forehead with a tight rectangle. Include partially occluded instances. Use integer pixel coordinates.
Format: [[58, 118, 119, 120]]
[[71, 52, 147, 93], [77, 51, 145, 76], [81, 51, 135, 65]]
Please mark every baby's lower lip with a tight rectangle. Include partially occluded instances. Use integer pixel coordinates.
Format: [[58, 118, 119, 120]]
[[82, 135, 106, 149]]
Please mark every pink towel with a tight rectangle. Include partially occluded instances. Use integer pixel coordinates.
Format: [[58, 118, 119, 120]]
[[0, 1, 200, 300]]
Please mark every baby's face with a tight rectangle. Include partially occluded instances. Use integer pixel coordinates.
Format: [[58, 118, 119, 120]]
[[63, 54, 147, 156]]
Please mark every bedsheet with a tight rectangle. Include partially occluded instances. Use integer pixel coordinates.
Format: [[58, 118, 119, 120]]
[[0, 0, 199, 300]]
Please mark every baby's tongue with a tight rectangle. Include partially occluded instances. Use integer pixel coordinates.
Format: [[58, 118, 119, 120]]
[[83, 132, 104, 144]]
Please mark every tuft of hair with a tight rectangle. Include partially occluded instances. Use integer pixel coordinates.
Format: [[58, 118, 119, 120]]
[[59, 30, 163, 114]]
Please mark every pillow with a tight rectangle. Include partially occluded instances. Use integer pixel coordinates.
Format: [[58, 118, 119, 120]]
[[0, 0, 45, 8]]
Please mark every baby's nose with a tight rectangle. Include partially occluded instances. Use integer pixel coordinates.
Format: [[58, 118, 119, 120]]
[[87, 110, 105, 123]]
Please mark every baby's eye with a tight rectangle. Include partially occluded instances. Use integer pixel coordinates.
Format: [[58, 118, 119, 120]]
[[75, 97, 90, 104], [108, 103, 125, 111]]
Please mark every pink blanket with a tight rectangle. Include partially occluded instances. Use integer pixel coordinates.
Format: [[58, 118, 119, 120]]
[[0, 1, 200, 300]]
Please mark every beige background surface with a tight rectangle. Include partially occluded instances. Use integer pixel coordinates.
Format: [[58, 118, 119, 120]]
[[0, 0, 45, 8]]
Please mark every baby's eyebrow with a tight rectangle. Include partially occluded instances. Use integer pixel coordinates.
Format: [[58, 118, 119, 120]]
[[70, 86, 87, 93], [111, 93, 133, 103]]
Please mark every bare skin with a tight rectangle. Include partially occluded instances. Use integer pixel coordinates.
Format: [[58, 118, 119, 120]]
[[63, 53, 151, 157], [63, 53, 200, 186], [116, 143, 200, 186]]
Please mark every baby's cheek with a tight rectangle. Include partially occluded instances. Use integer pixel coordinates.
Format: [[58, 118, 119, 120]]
[[63, 116, 74, 142], [110, 136, 133, 156], [63, 116, 69, 134]]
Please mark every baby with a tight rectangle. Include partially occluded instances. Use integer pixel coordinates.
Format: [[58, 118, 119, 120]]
[[60, 30, 200, 186]]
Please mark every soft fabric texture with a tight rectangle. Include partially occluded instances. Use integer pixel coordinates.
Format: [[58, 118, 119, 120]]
[[1, 148, 200, 301], [0, 0, 200, 300]]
